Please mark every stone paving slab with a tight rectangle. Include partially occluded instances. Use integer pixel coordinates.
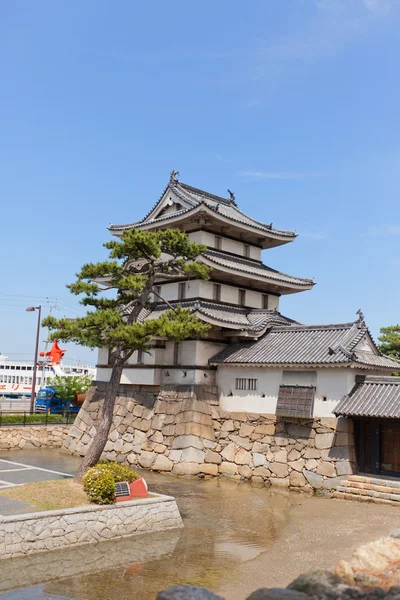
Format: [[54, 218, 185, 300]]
[[0, 455, 74, 516], [0, 495, 35, 517]]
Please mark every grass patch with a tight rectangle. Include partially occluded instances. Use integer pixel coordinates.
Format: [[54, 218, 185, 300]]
[[0, 414, 69, 425], [0, 479, 90, 511]]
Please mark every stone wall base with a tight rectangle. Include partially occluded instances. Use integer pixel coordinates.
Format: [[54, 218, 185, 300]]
[[66, 383, 356, 492], [0, 493, 183, 559], [0, 425, 72, 450]]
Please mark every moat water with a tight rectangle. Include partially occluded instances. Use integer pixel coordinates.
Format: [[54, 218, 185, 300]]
[[0, 450, 398, 600]]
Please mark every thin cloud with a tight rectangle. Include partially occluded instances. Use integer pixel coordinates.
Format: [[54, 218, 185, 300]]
[[301, 230, 329, 241], [363, 0, 391, 16], [238, 171, 333, 180], [364, 224, 400, 237], [216, 154, 233, 164]]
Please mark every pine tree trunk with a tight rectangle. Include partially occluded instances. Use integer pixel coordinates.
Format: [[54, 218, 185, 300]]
[[76, 359, 124, 479]]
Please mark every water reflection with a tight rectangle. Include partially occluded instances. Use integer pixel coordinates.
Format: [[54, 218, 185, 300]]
[[0, 469, 296, 600]]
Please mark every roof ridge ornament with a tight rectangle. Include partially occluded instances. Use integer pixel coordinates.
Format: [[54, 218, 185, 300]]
[[169, 170, 180, 185], [227, 189, 237, 206], [356, 308, 365, 327]]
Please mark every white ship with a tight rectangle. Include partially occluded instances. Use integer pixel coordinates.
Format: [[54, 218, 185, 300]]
[[0, 341, 96, 399]]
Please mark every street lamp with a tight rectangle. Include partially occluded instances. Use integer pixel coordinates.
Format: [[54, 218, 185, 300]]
[[26, 306, 42, 414]]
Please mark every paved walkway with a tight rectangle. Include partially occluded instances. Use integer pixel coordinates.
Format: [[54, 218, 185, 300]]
[[0, 451, 76, 516]]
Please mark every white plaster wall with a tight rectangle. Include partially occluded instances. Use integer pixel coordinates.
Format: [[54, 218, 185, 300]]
[[96, 367, 158, 385], [266, 295, 279, 310], [217, 366, 385, 417], [153, 279, 278, 309], [218, 367, 282, 414], [188, 231, 261, 260], [98, 347, 109, 365]]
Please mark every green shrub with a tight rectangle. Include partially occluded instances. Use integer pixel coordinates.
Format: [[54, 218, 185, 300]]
[[97, 460, 139, 483], [0, 414, 66, 425], [82, 466, 116, 505], [82, 461, 139, 505]]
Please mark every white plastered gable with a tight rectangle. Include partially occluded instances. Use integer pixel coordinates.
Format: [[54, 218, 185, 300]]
[[355, 333, 380, 355], [147, 187, 193, 221]]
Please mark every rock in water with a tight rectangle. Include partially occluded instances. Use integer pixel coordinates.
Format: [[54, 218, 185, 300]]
[[287, 570, 344, 597], [246, 589, 311, 600], [156, 585, 225, 599]]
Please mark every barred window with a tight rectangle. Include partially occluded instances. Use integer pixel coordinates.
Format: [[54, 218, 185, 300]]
[[236, 378, 258, 391]]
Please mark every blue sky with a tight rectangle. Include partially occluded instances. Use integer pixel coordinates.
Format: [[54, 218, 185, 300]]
[[0, 0, 399, 364]]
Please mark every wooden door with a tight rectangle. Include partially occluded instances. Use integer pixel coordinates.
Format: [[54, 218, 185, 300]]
[[380, 422, 400, 475]]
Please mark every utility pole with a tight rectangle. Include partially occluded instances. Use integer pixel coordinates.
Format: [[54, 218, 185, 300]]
[[26, 306, 42, 414]]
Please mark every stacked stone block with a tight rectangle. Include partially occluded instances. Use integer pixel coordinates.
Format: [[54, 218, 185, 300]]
[[65, 383, 356, 492], [0, 425, 71, 450]]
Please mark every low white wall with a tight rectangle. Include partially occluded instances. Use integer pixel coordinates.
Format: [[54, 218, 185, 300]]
[[218, 366, 382, 417], [0, 493, 183, 560]]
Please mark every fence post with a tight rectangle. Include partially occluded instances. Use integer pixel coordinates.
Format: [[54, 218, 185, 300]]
[[23, 411, 26, 427], [0, 411, 2, 428], [45, 411, 48, 426]]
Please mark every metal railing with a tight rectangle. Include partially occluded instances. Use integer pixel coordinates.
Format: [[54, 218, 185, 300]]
[[0, 411, 77, 427]]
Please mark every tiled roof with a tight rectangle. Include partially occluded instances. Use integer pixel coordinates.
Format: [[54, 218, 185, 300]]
[[210, 322, 400, 370], [142, 300, 295, 334], [334, 376, 400, 418], [108, 179, 296, 239], [203, 250, 315, 288]]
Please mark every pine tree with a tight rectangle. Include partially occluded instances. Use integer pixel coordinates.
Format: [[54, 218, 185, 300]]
[[43, 228, 211, 477], [378, 325, 400, 360]]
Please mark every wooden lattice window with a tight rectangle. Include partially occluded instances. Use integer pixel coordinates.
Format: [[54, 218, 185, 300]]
[[276, 385, 315, 418]]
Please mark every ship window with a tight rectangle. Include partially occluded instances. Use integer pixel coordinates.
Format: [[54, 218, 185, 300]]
[[213, 284, 221, 301], [239, 289, 246, 306], [10, 366, 15, 370], [262, 295, 269, 309], [244, 244, 250, 258]]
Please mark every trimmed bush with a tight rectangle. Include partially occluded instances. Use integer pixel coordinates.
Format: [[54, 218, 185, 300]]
[[83, 461, 140, 504], [82, 466, 116, 505], [0, 414, 66, 425], [97, 460, 139, 483]]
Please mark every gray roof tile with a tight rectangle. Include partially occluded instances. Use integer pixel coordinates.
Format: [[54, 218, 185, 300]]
[[109, 180, 296, 239], [143, 300, 295, 334], [210, 322, 400, 370], [334, 376, 400, 418], [203, 250, 315, 288]]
